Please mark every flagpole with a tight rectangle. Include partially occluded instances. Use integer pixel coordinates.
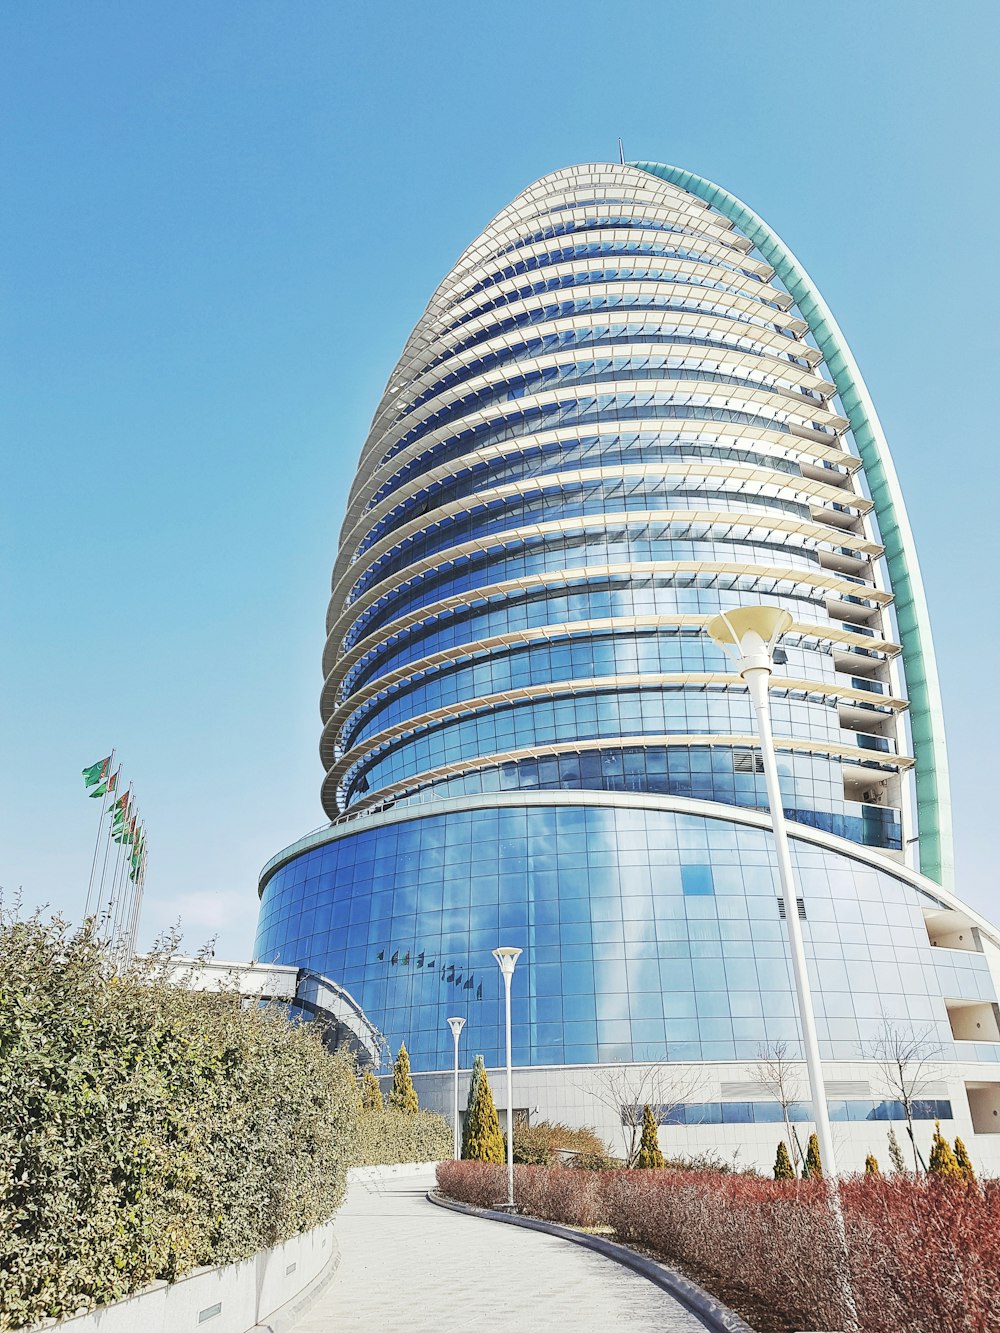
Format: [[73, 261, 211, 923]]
[[109, 790, 137, 961], [103, 783, 131, 950], [83, 750, 115, 919], [104, 822, 125, 950], [95, 780, 124, 933], [118, 808, 142, 967], [123, 837, 146, 968], [109, 834, 131, 962]]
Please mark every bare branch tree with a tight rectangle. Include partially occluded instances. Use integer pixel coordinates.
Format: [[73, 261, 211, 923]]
[[749, 1039, 806, 1171], [861, 1021, 943, 1173], [579, 1060, 707, 1166]]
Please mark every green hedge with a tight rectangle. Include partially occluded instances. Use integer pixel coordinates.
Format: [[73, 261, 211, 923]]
[[0, 915, 448, 1329], [354, 1106, 451, 1168]]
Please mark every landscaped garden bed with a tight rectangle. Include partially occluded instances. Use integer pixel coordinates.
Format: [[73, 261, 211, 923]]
[[436, 1160, 1000, 1333]]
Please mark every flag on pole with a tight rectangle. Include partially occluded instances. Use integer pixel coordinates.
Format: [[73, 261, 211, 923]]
[[82, 757, 111, 789], [89, 768, 119, 799]]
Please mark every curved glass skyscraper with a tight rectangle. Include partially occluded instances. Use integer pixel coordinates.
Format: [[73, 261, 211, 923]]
[[257, 164, 1000, 1166]]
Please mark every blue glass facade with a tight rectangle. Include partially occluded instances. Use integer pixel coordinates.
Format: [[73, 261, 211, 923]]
[[257, 164, 1000, 1097], [257, 802, 962, 1072]]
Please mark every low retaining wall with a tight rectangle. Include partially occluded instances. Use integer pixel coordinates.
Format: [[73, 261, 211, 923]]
[[48, 1164, 443, 1333], [51, 1218, 339, 1333]]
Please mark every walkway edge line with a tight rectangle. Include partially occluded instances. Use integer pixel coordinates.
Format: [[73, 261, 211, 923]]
[[427, 1189, 756, 1333]]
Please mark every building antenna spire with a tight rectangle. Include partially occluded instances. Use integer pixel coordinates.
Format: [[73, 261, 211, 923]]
[[618, 138, 625, 165]]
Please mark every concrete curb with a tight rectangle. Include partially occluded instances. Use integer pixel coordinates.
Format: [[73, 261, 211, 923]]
[[428, 1189, 756, 1333], [248, 1238, 341, 1333]]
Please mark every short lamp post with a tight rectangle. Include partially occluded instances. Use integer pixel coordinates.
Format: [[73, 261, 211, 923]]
[[492, 946, 522, 1208], [705, 605, 839, 1179], [446, 1016, 466, 1161]]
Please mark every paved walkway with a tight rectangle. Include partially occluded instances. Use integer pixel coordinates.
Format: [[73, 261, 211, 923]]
[[291, 1169, 707, 1332]]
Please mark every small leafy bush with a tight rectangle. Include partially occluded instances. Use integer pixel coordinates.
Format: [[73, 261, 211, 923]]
[[512, 1119, 606, 1165]]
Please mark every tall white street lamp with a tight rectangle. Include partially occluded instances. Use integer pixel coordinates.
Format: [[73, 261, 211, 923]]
[[705, 605, 839, 1178], [446, 1016, 466, 1161], [492, 946, 522, 1208]]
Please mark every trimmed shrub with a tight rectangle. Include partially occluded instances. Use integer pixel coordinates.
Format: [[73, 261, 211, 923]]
[[353, 1106, 451, 1168], [387, 1042, 418, 1113], [774, 1141, 795, 1180], [636, 1104, 665, 1169], [437, 1160, 506, 1209]]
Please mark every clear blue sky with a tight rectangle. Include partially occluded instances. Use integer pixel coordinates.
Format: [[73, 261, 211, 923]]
[[3, 1, 998, 960]]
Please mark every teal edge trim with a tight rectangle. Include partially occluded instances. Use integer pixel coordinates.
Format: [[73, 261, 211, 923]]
[[632, 162, 953, 890]]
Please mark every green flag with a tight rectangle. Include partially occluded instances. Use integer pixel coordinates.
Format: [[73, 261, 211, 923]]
[[89, 768, 119, 799], [82, 756, 111, 789]]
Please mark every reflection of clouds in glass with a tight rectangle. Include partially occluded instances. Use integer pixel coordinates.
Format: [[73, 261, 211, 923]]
[[254, 804, 963, 1073]]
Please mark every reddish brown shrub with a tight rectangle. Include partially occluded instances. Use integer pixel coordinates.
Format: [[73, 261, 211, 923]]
[[435, 1160, 507, 1208], [515, 1166, 603, 1227], [841, 1175, 1000, 1333], [600, 1170, 846, 1330], [436, 1160, 1000, 1333]]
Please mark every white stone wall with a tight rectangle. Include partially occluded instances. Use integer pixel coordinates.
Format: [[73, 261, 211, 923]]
[[412, 1059, 1000, 1175], [53, 1215, 336, 1333]]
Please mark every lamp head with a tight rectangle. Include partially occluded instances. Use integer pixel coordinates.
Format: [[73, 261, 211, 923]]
[[705, 605, 792, 676], [446, 1016, 466, 1039], [492, 946, 522, 977]]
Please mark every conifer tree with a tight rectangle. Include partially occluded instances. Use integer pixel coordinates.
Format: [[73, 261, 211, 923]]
[[953, 1136, 977, 1185], [864, 1153, 880, 1176], [928, 1121, 962, 1178], [773, 1140, 794, 1179], [636, 1104, 665, 1169], [463, 1059, 505, 1163], [461, 1055, 486, 1158], [387, 1041, 419, 1113], [887, 1127, 907, 1173], [359, 1068, 383, 1113], [803, 1131, 823, 1179]]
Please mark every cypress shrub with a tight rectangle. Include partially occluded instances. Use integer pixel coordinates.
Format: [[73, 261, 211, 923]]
[[928, 1121, 962, 1178], [953, 1136, 977, 1185], [773, 1140, 795, 1179], [635, 1104, 664, 1169], [359, 1068, 383, 1113], [387, 1042, 419, 1113], [462, 1061, 504, 1163], [887, 1127, 908, 1173], [803, 1131, 823, 1179], [865, 1153, 881, 1175], [461, 1055, 485, 1158]]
